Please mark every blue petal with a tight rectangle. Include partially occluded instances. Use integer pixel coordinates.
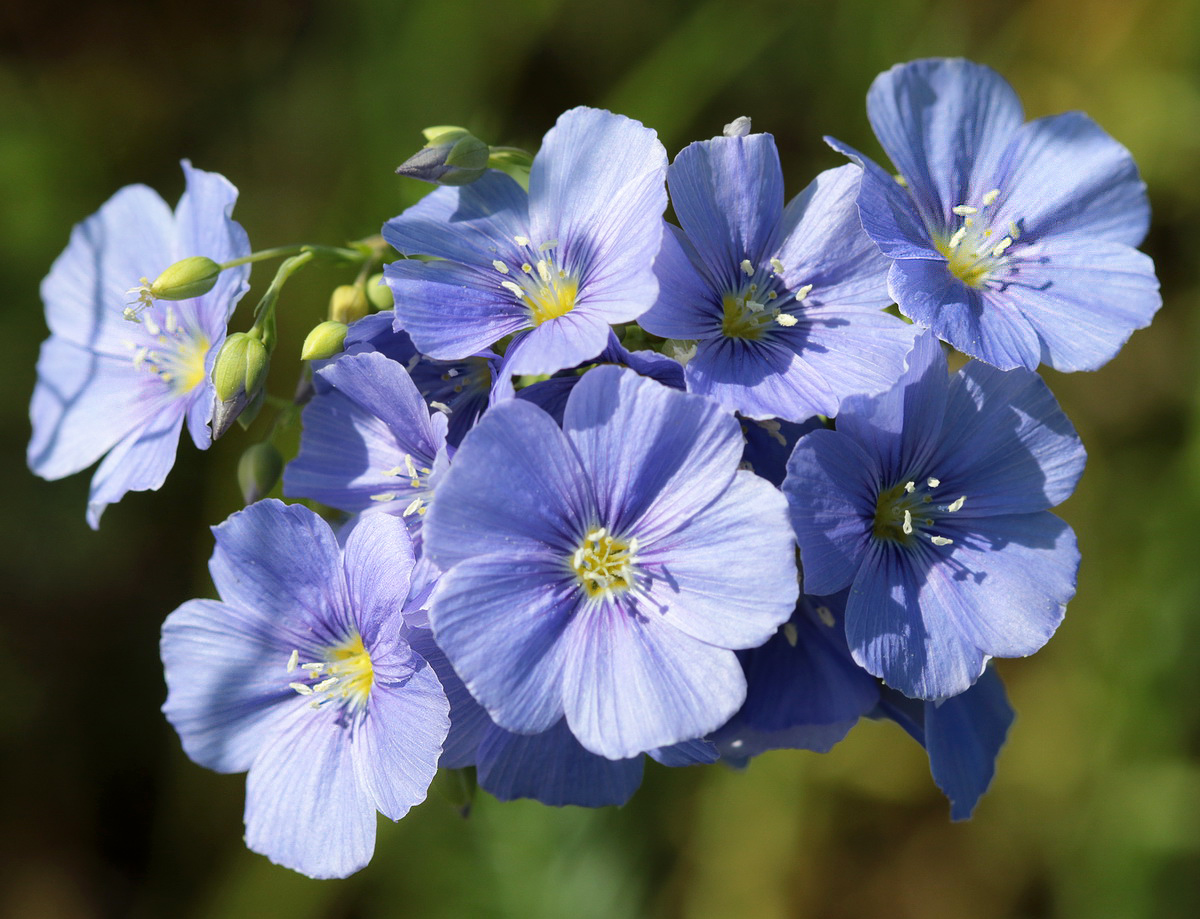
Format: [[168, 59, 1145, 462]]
[[207, 500, 352, 651], [639, 223, 722, 340], [561, 594, 747, 759], [667, 133, 784, 289], [244, 704, 375, 879], [476, 719, 644, 807], [562, 365, 742, 541], [926, 666, 1013, 820], [993, 111, 1150, 248], [161, 598, 299, 773], [783, 428, 880, 596], [175, 161, 251, 334], [713, 720, 859, 762], [341, 512, 416, 640], [866, 58, 1024, 229], [499, 307, 612, 376], [423, 398, 595, 569], [846, 539, 988, 700], [408, 629, 492, 770], [429, 551, 578, 735], [637, 470, 797, 648], [353, 651, 447, 821], [888, 258, 1043, 371], [931, 361, 1086, 516], [647, 738, 719, 767], [86, 404, 186, 528], [382, 170, 531, 264]]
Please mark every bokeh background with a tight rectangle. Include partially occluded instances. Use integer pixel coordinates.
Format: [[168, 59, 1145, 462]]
[[2, 0, 1198, 916]]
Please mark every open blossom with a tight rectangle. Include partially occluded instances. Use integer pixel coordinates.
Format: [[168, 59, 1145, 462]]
[[829, 57, 1160, 372], [637, 130, 915, 422], [161, 501, 448, 879], [28, 162, 250, 527], [383, 106, 668, 376], [783, 333, 1085, 700], [423, 365, 798, 760]]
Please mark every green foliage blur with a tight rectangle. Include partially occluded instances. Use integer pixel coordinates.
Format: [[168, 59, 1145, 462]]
[[2, 0, 1198, 916]]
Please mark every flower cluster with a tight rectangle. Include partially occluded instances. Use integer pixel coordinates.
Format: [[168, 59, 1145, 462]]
[[30, 60, 1159, 878]]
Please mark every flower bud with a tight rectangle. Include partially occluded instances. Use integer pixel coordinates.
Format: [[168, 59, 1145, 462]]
[[396, 127, 489, 186], [328, 285, 370, 324], [365, 272, 393, 311], [301, 320, 348, 361], [210, 332, 270, 439], [150, 256, 222, 301], [237, 442, 284, 504]]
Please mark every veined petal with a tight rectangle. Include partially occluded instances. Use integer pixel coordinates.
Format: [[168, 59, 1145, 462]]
[[244, 704, 375, 879], [639, 222, 724, 340], [498, 308, 612, 376], [866, 58, 1024, 228], [342, 513, 416, 640], [562, 365, 742, 541], [476, 719, 644, 807], [993, 111, 1150, 248], [667, 133, 785, 289], [429, 551, 577, 735], [175, 160, 251, 332], [86, 405, 185, 528], [161, 598, 301, 773], [408, 629, 492, 770], [561, 595, 746, 760]]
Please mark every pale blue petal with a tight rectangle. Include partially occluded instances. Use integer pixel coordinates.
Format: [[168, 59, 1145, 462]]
[[561, 595, 747, 760], [408, 629, 491, 769], [499, 308, 612, 376], [175, 160, 251, 332], [639, 223, 722, 339], [86, 406, 185, 528], [685, 335, 838, 421], [342, 513, 416, 639], [244, 704, 375, 879], [647, 738, 719, 767]]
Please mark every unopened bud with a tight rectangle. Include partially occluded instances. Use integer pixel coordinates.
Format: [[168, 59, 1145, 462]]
[[365, 272, 393, 311], [328, 285, 370, 324], [237, 442, 284, 504], [396, 127, 489, 186], [301, 320, 348, 361], [150, 256, 222, 301], [211, 332, 270, 439]]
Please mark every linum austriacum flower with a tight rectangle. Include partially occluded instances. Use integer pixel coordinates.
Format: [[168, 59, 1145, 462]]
[[27, 162, 251, 527], [160, 500, 449, 879]]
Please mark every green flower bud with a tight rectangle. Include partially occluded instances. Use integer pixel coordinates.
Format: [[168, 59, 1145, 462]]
[[301, 320, 348, 361], [210, 332, 270, 439], [396, 127, 489, 186], [237, 442, 284, 504], [365, 272, 393, 311], [328, 285, 370, 325], [150, 256, 222, 301]]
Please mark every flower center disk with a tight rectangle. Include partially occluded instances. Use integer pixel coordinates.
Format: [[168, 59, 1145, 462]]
[[494, 236, 578, 326], [287, 633, 375, 711], [571, 526, 638, 599], [932, 188, 1022, 289]]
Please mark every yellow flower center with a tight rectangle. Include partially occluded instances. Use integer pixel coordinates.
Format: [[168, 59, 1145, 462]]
[[286, 633, 375, 711], [570, 526, 638, 599]]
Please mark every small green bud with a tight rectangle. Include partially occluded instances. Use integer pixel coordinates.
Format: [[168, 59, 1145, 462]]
[[237, 442, 284, 504], [365, 272, 393, 311], [150, 256, 222, 301], [211, 332, 270, 439], [397, 127, 489, 186], [328, 285, 370, 324], [301, 320, 348, 361]]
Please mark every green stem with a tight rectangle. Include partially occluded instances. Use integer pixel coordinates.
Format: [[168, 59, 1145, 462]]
[[219, 243, 367, 271]]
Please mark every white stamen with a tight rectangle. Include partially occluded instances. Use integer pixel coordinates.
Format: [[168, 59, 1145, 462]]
[[991, 237, 1013, 257], [403, 497, 425, 517], [927, 477, 940, 488], [521, 262, 533, 274], [775, 313, 798, 327], [513, 235, 530, 247], [948, 226, 967, 250], [783, 622, 799, 647], [430, 400, 451, 414], [1008, 221, 1021, 240], [403, 455, 418, 479], [538, 239, 558, 252], [536, 260, 551, 283], [370, 493, 397, 502], [816, 605, 836, 628], [769, 257, 785, 274], [930, 535, 954, 546], [894, 174, 908, 187], [492, 260, 509, 274], [947, 495, 966, 513], [289, 682, 314, 695], [740, 259, 754, 276], [794, 283, 813, 301], [902, 509, 913, 535], [286, 650, 299, 673], [982, 188, 1001, 206], [312, 677, 339, 693], [904, 481, 916, 494], [446, 368, 459, 378], [301, 662, 324, 672], [952, 204, 978, 216], [501, 280, 525, 298], [165, 308, 179, 334], [767, 291, 777, 300]]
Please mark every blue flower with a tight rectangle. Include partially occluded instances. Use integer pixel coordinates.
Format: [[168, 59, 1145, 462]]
[[423, 365, 798, 759], [28, 162, 251, 527], [383, 107, 668, 376], [829, 58, 1160, 372], [637, 131, 916, 421], [161, 500, 449, 879], [783, 333, 1085, 700], [285, 350, 451, 532]]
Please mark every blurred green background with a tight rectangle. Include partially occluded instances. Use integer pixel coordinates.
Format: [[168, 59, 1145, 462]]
[[2, 0, 1198, 916]]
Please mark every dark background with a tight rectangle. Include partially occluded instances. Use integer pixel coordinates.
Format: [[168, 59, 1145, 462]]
[[2, 0, 1198, 916]]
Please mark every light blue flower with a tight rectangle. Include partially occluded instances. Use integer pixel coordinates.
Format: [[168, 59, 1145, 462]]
[[28, 162, 250, 527], [161, 500, 449, 878], [829, 58, 1160, 371]]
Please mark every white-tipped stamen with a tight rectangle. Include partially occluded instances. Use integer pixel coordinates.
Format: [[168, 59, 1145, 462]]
[[775, 313, 798, 327], [931, 535, 954, 546], [513, 235, 530, 247], [538, 239, 558, 252], [927, 477, 940, 488], [948, 226, 968, 250], [312, 677, 339, 693], [430, 400, 451, 414], [403, 496, 425, 517], [904, 481, 916, 494], [783, 622, 799, 647], [370, 493, 397, 503], [991, 236, 1013, 257], [289, 682, 314, 695], [795, 283, 813, 301], [947, 495, 966, 513], [982, 188, 1000, 206], [492, 260, 509, 274], [501, 280, 525, 298], [286, 650, 299, 673], [740, 259, 754, 276], [770, 257, 785, 274], [902, 509, 913, 535], [816, 605, 836, 628], [952, 204, 978, 216]]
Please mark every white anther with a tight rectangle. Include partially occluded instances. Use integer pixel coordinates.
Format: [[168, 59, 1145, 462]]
[[770, 257, 785, 274], [370, 493, 397, 502], [312, 677, 339, 693], [982, 188, 1000, 206], [492, 260, 509, 274], [286, 650, 299, 673], [775, 313, 798, 327], [902, 509, 913, 535], [927, 477, 940, 488], [783, 622, 799, 647], [430, 400, 452, 414], [446, 368, 459, 378], [930, 535, 954, 546], [132, 347, 149, 370], [767, 291, 777, 300], [904, 481, 916, 493], [301, 662, 324, 672], [952, 204, 978, 216], [723, 116, 752, 137], [403, 497, 425, 517], [795, 283, 813, 301], [501, 280, 525, 298], [1009, 221, 1021, 240], [513, 235, 530, 247], [948, 226, 967, 250], [143, 315, 160, 336], [740, 259, 754, 276], [521, 262, 533, 274], [991, 237, 1013, 257], [894, 174, 908, 187], [816, 605, 836, 628], [289, 682, 314, 695], [403, 455, 418, 479], [164, 309, 179, 334], [947, 496, 966, 513], [123, 307, 140, 322], [538, 239, 558, 252]]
